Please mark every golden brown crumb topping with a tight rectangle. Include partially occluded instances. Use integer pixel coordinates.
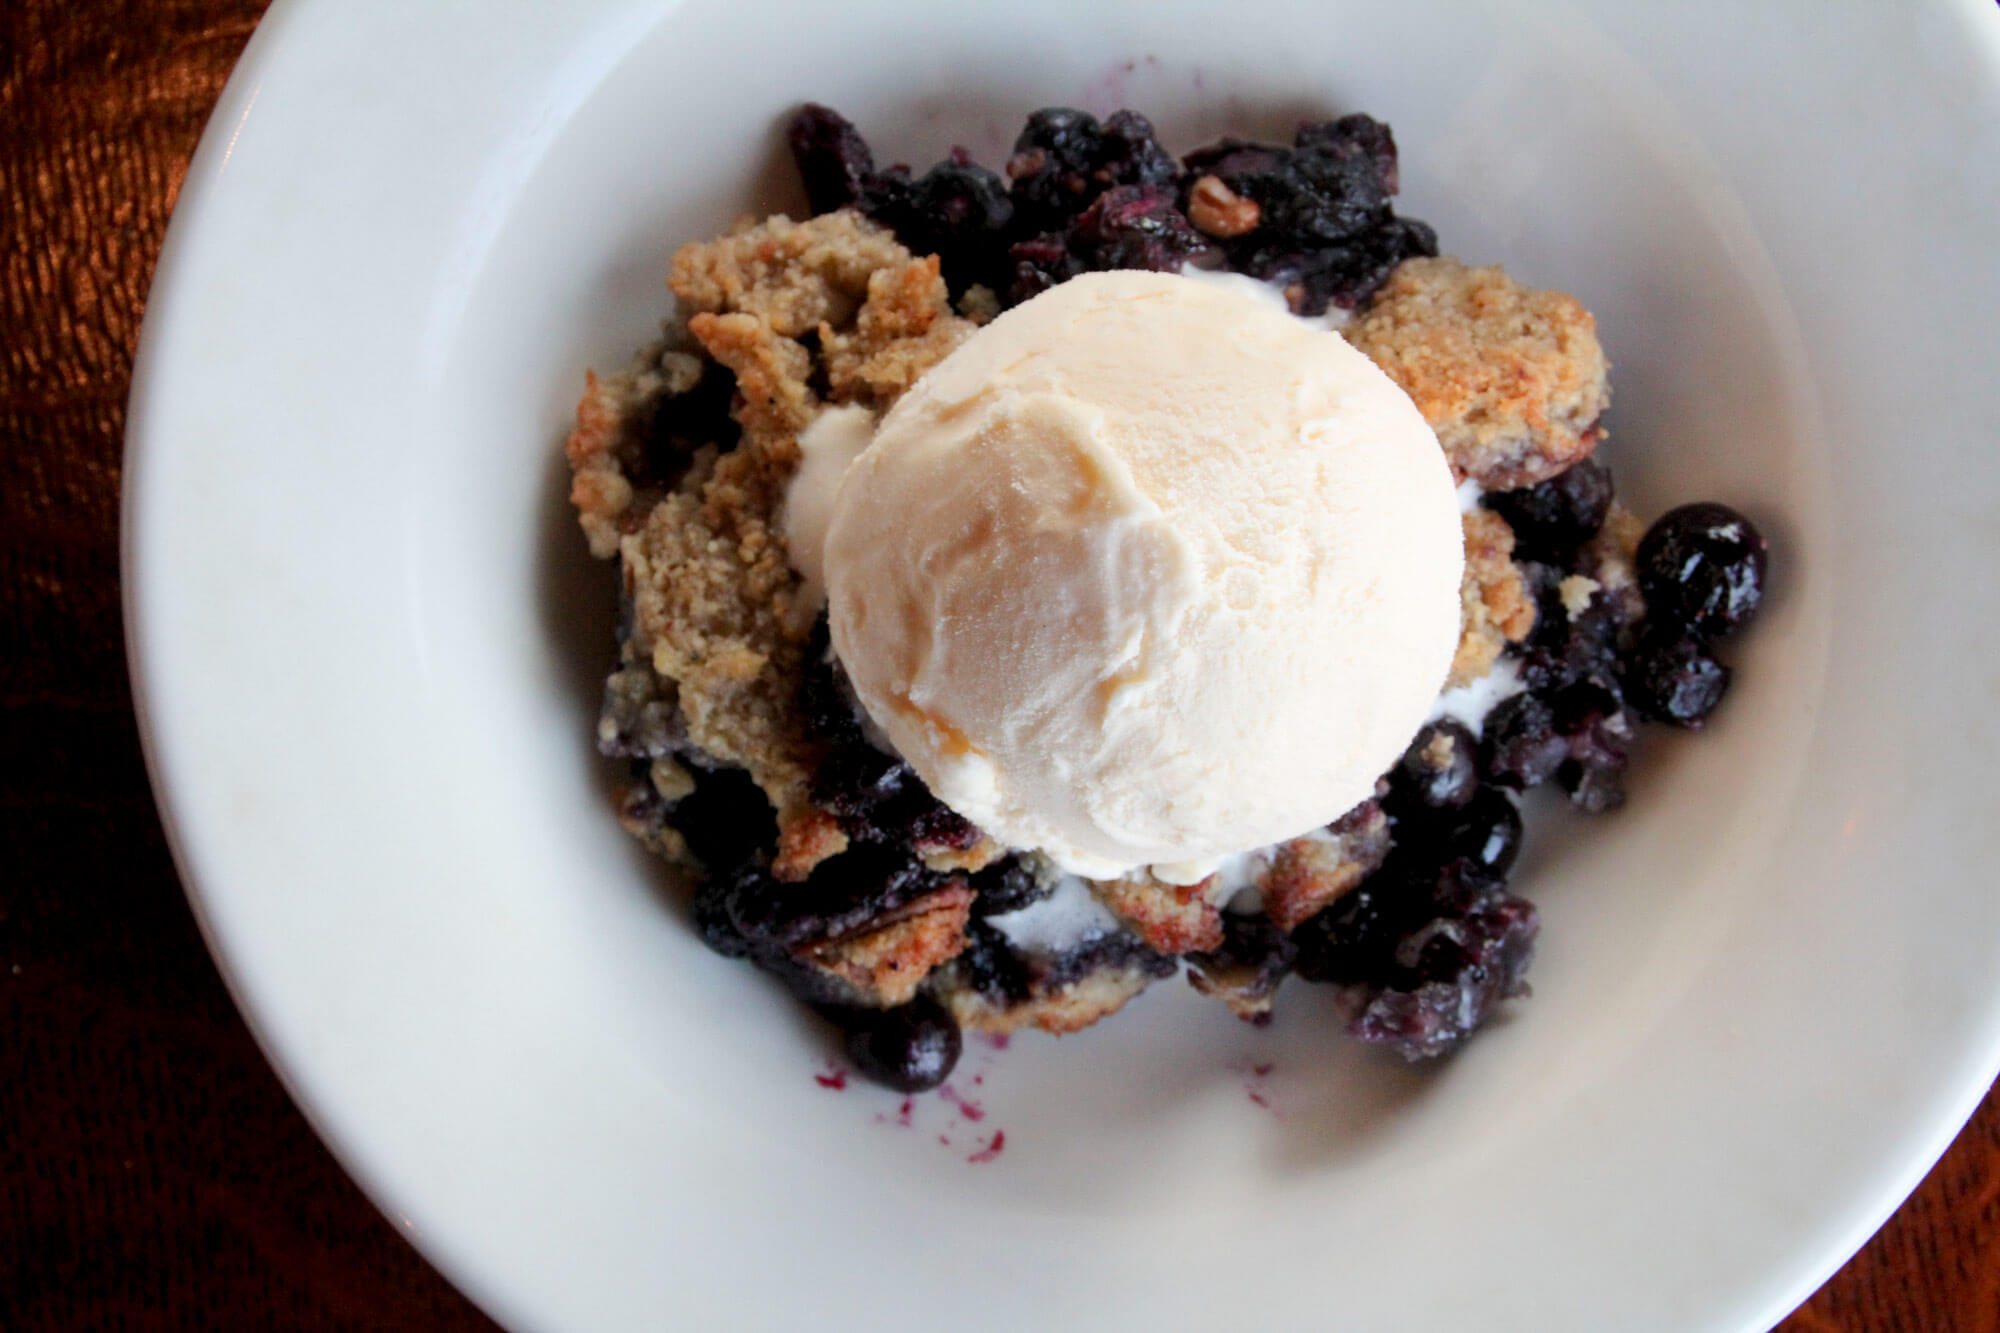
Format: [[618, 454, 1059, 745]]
[[567, 213, 977, 883], [1093, 871, 1232, 956], [800, 882, 975, 1008], [1348, 257, 1610, 491], [1452, 508, 1537, 687], [1260, 800, 1392, 933]]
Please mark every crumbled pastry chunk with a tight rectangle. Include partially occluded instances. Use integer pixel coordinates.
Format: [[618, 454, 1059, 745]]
[[1451, 508, 1537, 687], [957, 284, 1001, 325], [820, 259, 975, 408], [683, 311, 818, 452], [773, 806, 849, 882], [943, 962, 1164, 1036], [621, 446, 823, 844], [1091, 870, 1235, 955], [564, 344, 715, 558], [569, 213, 988, 881], [669, 211, 913, 337], [616, 783, 690, 864], [1259, 799, 1393, 933], [1347, 256, 1609, 490], [922, 835, 1006, 875], [798, 882, 975, 1007]]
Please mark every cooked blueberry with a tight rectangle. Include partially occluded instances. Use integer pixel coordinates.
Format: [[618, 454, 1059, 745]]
[[1344, 894, 1538, 1060], [901, 154, 1015, 294], [639, 359, 740, 485], [1005, 184, 1209, 305], [1637, 502, 1767, 639], [1292, 868, 1428, 986], [1623, 630, 1731, 728], [1514, 571, 1632, 704], [1231, 215, 1436, 316], [1481, 693, 1570, 790], [1006, 107, 1108, 231], [800, 618, 980, 852], [952, 918, 1034, 1005], [1438, 785, 1522, 896], [1194, 910, 1297, 977], [1483, 458, 1614, 561], [691, 877, 754, 959], [840, 995, 962, 1092], [787, 103, 877, 215], [671, 766, 778, 875], [970, 855, 1053, 916], [1004, 107, 1176, 236], [1216, 116, 1394, 244], [1382, 720, 1479, 841], [1547, 678, 1634, 811], [1296, 113, 1400, 193], [1006, 231, 1084, 304], [726, 843, 947, 953], [1388, 719, 1480, 813]]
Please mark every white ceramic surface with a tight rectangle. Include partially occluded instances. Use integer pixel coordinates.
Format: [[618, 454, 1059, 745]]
[[123, 2, 2000, 1330]]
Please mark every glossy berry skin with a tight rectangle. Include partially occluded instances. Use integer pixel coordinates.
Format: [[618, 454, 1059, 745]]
[[1637, 502, 1767, 639], [1623, 631, 1732, 728], [1388, 719, 1480, 813], [1484, 458, 1614, 561], [840, 996, 962, 1092], [1481, 693, 1570, 790]]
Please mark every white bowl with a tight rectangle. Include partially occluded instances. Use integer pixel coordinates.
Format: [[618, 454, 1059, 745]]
[[124, 1, 2000, 1329]]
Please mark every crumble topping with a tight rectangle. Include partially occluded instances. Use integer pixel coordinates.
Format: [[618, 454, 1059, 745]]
[[1452, 508, 1538, 687], [564, 101, 1774, 1089], [1348, 257, 1610, 491], [568, 213, 977, 882], [800, 882, 975, 1008], [1093, 871, 1235, 956], [1260, 800, 1393, 932]]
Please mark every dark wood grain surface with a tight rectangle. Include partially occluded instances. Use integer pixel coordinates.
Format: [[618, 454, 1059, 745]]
[[4, 4, 1995, 1329]]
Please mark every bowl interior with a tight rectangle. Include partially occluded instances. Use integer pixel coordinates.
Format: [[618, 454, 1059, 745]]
[[134, 1, 2000, 1329], [421, 0, 1826, 1199]]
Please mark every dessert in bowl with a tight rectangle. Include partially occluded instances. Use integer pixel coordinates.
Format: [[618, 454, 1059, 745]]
[[127, 3, 2000, 1327], [565, 103, 1769, 1091]]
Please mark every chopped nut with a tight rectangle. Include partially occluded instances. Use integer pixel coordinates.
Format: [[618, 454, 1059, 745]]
[[1187, 174, 1262, 239]]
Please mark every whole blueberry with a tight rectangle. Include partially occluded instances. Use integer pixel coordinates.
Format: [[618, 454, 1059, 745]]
[[841, 996, 962, 1092], [787, 104, 877, 215], [1623, 630, 1732, 728], [1383, 719, 1479, 836], [1483, 458, 1614, 561], [1637, 502, 1767, 639], [905, 155, 1015, 293], [1481, 693, 1569, 790]]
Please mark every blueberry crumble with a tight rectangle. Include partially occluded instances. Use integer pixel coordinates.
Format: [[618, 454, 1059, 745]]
[[564, 103, 1771, 1092]]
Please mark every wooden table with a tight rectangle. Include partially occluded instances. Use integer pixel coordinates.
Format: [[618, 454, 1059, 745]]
[[5, 4, 1995, 1327]]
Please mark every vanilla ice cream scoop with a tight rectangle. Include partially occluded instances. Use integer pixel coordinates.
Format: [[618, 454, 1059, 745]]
[[821, 270, 1463, 880]]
